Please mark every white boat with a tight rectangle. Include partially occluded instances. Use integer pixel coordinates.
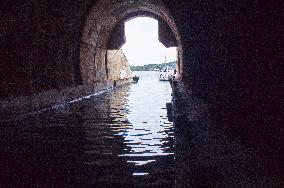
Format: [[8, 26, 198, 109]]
[[158, 56, 172, 81], [159, 70, 172, 81]]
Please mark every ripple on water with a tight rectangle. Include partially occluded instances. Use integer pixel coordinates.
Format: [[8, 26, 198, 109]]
[[1, 71, 175, 187]]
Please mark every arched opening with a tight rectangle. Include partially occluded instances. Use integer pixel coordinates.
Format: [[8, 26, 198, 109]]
[[122, 17, 177, 73], [110, 17, 176, 170], [80, 0, 183, 85], [78, 2, 183, 179], [0, 0, 281, 187]]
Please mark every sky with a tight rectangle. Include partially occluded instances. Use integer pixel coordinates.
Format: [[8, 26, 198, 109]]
[[121, 17, 176, 66]]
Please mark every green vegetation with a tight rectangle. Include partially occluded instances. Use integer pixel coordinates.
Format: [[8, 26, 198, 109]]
[[130, 61, 176, 71]]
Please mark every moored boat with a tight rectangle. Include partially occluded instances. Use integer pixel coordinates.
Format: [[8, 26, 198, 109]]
[[133, 75, 139, 83], [158, 71, 172, 81], [159, 56, 173, 81]]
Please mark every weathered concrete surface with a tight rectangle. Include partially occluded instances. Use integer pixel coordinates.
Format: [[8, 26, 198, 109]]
[[0, 81, 113, 122], [0, 77, 134, 122], [158, 20, 177, 48], [172, 80, 282, 187], [115, 78, 133, 88], [0, 49, 132, 121], [107, 21, 126, 50]]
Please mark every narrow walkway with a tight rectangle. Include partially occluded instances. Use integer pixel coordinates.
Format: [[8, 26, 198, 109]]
[[172, 81, 281, 187]]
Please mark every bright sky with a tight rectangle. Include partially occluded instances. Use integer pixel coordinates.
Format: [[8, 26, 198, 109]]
[[121, 17, 176, 66]]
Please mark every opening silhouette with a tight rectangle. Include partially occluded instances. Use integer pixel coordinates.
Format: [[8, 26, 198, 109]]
[[122, 17, 177, 69]]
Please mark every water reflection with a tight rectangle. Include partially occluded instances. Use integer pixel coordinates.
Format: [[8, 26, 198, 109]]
[[119, 72, 174, 162], [1, 71, 175, 187]]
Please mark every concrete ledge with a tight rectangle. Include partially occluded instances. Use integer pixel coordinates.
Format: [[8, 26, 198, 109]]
[[115, 77, 133, 87], [0, 79, 131, 122]]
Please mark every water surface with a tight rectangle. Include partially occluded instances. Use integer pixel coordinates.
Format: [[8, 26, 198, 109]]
[[1, 71, 175, 187]]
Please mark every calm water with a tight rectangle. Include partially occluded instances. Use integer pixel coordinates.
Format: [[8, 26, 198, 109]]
[[1, 71, 175, 187]]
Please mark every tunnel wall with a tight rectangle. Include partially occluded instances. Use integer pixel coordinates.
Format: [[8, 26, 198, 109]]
[[107, 49, 132, 81], [0, 0, 181, 101], [165, 1, 282, 152], [80, 0, 183, 85], [0, 0, 94, 99], [158, 20, 178, 48], [0, 1, 281, 154]]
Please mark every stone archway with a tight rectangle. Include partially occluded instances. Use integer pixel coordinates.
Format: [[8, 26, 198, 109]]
[[80, 0, 183, 85]]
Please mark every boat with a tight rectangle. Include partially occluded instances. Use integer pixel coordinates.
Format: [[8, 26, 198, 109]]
[[133, 75, 139, 83], [158, 70, 172, 81], [158, 56, 172, 81]]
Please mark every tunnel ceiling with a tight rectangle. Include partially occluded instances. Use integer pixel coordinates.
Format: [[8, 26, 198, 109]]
[[107, 11, 178, 50]]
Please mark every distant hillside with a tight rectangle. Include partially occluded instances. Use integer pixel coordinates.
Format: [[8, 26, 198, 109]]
[[130, 61, 176, 71]]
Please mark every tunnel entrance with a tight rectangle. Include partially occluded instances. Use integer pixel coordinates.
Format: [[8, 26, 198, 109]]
[[0, 0, 184, 115], [80, 0, 183, 86], [1, 0, 282, 187], [122, 17, 177, 73], [81, 12, 178, 184]]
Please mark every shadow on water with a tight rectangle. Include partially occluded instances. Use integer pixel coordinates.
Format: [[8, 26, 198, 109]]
[[1, 71, 175, 187]]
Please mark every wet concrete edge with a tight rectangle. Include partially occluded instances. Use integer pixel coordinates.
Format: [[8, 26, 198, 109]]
[[0, 78, 133, 122]]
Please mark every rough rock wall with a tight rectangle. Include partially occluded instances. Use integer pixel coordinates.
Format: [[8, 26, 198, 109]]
[[0, 0, 95, 99], [107, 50, 132, 81], [164, 1, 281, 153]]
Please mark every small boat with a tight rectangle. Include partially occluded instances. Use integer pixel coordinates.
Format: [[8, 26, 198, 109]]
[[159, 71, 172, 81], [159, 56, 172, 81], [133, 75, 139, 83]]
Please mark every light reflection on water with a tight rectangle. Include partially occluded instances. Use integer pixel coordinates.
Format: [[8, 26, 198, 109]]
[[118, 71, 174, 165], [1, 71, 175, 187]]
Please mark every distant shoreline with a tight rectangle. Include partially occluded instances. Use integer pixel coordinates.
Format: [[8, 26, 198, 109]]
[[130, 61, 176, 71]]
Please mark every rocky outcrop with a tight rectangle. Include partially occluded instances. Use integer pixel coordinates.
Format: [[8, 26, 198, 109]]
[[107, 49, 132, 81]]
